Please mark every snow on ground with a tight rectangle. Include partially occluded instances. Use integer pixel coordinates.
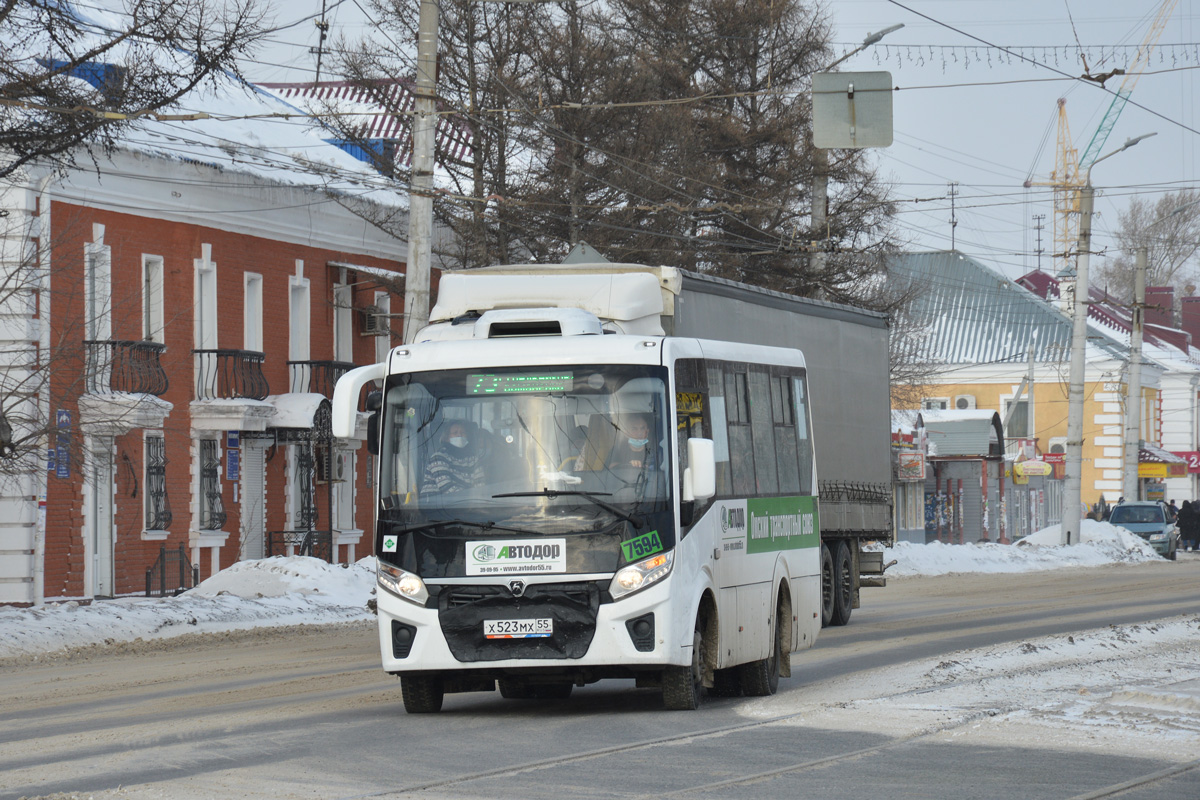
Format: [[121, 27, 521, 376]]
[[0, 520, 1196, 757], [0, 520, 1168, 659]]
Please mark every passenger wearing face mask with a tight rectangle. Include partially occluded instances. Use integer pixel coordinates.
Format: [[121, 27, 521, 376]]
[[421, 420, 491, 494], [607, 414, 659, 471]]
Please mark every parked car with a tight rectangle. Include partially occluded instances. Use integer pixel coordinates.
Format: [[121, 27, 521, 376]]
[[1108, 501, 1179, 560]]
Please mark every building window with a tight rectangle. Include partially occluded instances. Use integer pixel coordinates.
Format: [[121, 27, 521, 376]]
[[244, 272, 263, 352], [199, 439, 225, 530], [1005, 399, 1030, 439], [333, 283, 353, 362], [922, 397, 949, 410], [143, 255, 164, 343], [145, 434, 171, 531]]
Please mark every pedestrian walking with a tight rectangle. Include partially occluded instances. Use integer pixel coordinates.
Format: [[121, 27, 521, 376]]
[[1178, 500, 1200, 552]]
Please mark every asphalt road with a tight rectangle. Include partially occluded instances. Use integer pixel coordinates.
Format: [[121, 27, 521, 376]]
[[2, 558, 1199, 800]]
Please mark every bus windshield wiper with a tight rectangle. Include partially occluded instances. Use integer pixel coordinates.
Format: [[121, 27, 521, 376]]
[[493, 490, 643, 528], [391, 519, 496, 536]]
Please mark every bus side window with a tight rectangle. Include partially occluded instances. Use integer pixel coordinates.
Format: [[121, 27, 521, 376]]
[[706, 361, 732, 495], [772, 373, 801, 494], [749, 368, 778, 494], [724, 370, 756, 496], [793, 377, 813, 494]]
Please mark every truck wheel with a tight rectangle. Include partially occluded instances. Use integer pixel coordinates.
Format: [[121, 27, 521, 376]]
[[663, 620, 704, 710], [739, 597, 782, 696], [820, 543, 835, 628], [401, 676, 444, 713], [498, 678, 535, 699], [832, 541, 854, 626]]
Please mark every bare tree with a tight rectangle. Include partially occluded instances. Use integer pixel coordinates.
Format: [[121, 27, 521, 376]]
[[325, 0, 898, 296], [1093, 189, 1200, 302], [1, 0, 267, 179]]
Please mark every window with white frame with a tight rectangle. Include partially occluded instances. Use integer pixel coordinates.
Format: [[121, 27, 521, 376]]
[[198, 438, 225, 530], [1004, 399, 1030, 439], [922, 397, 949, 410], [244, 272, 263, 352], [333, 283, 353, 362], [373, 291, 392, 365], [143, 255, 164, 343], [144, 432, 171, 531]]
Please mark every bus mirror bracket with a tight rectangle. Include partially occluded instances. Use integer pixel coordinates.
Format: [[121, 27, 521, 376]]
[[686, 438, 716, 502]]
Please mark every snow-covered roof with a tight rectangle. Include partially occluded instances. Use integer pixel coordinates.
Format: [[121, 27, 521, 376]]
[[890, 251, 1127, 365], [7, 3, 407, 206]]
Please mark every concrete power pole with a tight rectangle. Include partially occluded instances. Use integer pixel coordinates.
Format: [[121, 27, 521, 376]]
[[1122, 246, 1147, 501], [1062, 184, 1094, 546], [402, 0, 438, 344]]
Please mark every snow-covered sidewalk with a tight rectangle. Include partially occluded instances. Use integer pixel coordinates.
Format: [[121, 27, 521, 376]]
[[0, 519, 1174, 660]]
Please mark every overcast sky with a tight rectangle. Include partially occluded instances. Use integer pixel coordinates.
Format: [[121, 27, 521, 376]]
[[246, 0, 1200, 282]]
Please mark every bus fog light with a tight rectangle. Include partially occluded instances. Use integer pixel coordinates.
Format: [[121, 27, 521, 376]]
[[610, 551, 673, 600], [378, 559, 429, 606]]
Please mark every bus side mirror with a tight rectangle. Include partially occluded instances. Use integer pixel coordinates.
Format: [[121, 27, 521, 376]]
[[684, 438, 716, 502], [366, 391, 382, 455], [367, 412, 380, 455]]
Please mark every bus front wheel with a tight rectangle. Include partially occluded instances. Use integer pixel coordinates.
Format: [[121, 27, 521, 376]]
[[401, 676, 444, 713], [663, 620, 705, 710]]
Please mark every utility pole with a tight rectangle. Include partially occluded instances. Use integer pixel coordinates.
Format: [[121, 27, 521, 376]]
[[948, 182, 959, 250], [402, 0, 438, 344], [1061, 133, 1155, 546], [1123, 246, 1146, 501], [1033, 213, 1046, 271]]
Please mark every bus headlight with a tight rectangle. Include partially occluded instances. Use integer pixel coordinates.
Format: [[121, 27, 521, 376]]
[[377, 559, 429, 606], [610, 551, 674, 600]]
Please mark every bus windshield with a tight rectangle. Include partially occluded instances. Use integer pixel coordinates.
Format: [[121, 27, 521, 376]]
[[379, 364, 671, 535]]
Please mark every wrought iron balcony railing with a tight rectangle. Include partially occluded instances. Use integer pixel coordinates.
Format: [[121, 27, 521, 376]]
[[194, 349, 269, 401], [289, 360, 355, 398], [84, 340, 169, 396]]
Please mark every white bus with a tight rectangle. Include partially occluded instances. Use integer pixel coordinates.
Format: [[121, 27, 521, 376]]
[[335, 329, 822, 712]]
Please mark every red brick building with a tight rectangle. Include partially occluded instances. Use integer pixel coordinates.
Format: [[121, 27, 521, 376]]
[[1, 97, 414, 603]]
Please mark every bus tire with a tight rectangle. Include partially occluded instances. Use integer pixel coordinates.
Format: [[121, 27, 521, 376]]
[[498, 678, 535, 699], [820, 543, 835, 628], [739, 598, 782, 697], [401, 676, 444, 713], [663, 620, 704, 710], [832, 541, 854, 627]]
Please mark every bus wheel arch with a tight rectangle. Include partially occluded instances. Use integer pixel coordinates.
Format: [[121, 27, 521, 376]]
[[663, 591, 717, 710]]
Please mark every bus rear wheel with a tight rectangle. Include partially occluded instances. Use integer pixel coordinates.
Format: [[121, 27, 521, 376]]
[[401, 676, 444, 713], [739, 599, 782, 696]]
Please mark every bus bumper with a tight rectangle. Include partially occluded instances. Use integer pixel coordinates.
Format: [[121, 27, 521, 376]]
[[376, 575, 689, 676]]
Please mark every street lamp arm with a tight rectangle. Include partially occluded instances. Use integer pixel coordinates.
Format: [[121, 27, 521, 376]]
[[1087, 132, 1157, 180], [822, 23, 904, 71]]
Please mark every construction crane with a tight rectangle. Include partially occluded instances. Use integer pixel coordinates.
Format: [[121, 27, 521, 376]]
[[1024, 0, 1178, 274]]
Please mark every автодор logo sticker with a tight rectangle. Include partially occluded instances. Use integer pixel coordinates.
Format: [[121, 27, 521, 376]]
[[466, 539, 567, 575]]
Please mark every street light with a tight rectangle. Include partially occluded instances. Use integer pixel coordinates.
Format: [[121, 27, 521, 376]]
[[1122, 194, 1200, 501], [1061, 132, 1156, 545]]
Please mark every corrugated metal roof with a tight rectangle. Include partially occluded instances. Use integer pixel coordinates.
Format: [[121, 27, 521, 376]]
[[890, 252, 1127, 364], [916, 410, 1003, 457]]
